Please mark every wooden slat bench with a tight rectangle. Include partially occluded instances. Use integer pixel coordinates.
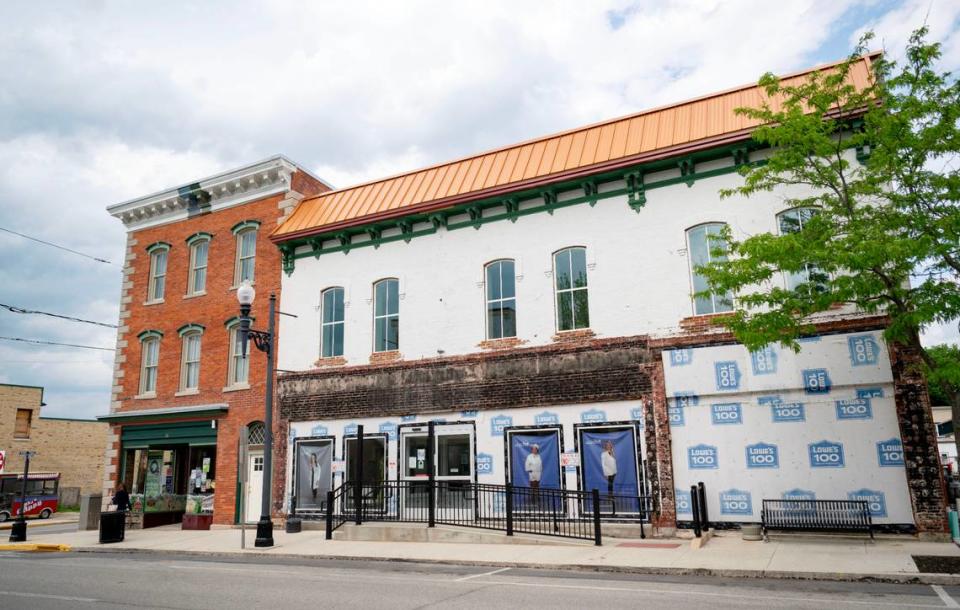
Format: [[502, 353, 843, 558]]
[[761, 499, 874, 541]]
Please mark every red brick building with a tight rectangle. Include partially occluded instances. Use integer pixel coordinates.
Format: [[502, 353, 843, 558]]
[[99, 156, 328, 526]]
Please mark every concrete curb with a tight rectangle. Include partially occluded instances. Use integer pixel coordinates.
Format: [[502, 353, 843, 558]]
[[0, 543, 71, 552], [68, 545, 960, 586], [0, 517, 79, 531]]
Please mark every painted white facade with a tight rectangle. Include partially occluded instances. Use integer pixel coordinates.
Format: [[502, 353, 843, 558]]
[[277, 158, 835, 370], [663, 330, 912, 525], [284, 400, 647, 514]]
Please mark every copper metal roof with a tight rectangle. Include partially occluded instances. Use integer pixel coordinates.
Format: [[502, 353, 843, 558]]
[[274, 54, 877, 242]]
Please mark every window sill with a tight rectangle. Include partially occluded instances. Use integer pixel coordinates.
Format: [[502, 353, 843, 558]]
[[478, 337, 526, 351], [143, 299, 165, 306], [369, 351, 401, 365], [183, 291, 207, 300], [551, 329, 596, 343], [134, 392, 156, 400], [175, 389, 200, 397], [678, 313, 732, 332], [222, 383, 250, 393], [314, 356, 347, 368], [13, 437, 30, 442]]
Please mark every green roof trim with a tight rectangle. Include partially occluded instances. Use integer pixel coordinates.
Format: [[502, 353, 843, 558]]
[[223, 315, 253, 328], [137, 329, 164, 341], [185, 232, 213, 246], [177, 323, 206, 336], [231, 220, 261, 235], [146, 241, 172, 254], [97, 404, 228, 424]]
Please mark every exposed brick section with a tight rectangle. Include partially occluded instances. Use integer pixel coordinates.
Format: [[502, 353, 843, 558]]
[[640, 360, 675, 529], [313, 356, 348, 368], [280, 336, 654, 421], [677, 313, 729, 334], [477, 337, 527, 351], [888, 340, 949, 534], [551, 329, 596, 344], [369, 350, 402, 365]]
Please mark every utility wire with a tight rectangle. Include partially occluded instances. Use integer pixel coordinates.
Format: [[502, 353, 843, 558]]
[[0, 226, 118, 266], [0, 336, 116, 351], [0, 303, 118, 329]]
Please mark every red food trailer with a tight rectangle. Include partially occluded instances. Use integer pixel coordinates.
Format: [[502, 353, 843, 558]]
[[0, 472, 60, 521]]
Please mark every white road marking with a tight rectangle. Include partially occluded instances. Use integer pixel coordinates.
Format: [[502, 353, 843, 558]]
[[455, 567, 512, 581], [0, 590, 99, 603], [932, 585, 960, 608]]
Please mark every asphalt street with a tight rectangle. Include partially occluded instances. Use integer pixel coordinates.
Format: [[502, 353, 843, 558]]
[[1, 551, 959, 609]]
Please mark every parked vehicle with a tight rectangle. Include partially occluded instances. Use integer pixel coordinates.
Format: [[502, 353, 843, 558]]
[[0, 472, 60, 521]]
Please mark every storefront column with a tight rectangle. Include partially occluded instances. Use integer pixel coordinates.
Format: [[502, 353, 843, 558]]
[[642, 359, 676, 530]]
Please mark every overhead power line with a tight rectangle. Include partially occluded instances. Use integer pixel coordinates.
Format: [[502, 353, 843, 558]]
[[0, 336, 116, 351], [0, 226, 118, 266], [0, 303, 118, 329]]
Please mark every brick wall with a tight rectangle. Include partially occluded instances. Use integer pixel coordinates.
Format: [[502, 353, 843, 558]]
[[0, 384, 107, 495], [106, 168, 326, 523]]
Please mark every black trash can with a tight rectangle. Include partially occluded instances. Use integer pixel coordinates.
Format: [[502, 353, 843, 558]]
[[99, 511, 126, 544]]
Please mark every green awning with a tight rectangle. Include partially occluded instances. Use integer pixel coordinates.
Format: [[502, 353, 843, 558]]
[[97, 403, 227, 424], [120, 420, 218, 447]]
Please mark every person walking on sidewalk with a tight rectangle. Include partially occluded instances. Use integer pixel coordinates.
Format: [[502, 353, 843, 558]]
[[112, 483, 131, 512]]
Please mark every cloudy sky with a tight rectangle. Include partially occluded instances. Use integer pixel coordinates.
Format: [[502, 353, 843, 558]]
[[0, 0, 957, 419]]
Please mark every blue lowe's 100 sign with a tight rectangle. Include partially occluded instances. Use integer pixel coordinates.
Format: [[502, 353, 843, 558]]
[[808, 440, 845, 468], [711, 403, 742, 425], [675, 488, 692, 514], [745, 442, 779, 469], [719, 489, 753, 515], [534, 411, 559, 426], [847, 334, 881, 366], [714, 361, 742, 391], [476, 453, 494, 475], [490, 415, 512, 436], [750, 346, 777, 375], [849, 488, 887, 518], [669, 348, 692, 366], [877, 438, 904, 466], [688, 444, 718, 469], [835, 398, 872, 420], [802, 369, 832, 394]]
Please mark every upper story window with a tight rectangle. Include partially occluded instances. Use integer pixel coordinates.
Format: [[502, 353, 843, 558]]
[[186, 233, 211, 296], [14, 408, 32, 439], [321, 287, 345, 358], [232, 221, 260, 286], [485, 260, 517, 339], [178, 325, 204, 392], [138, 330, 162, 396], [373, 279, 399, 352], [146, 243, 170, 302], [686, 223, 733, 315], [777, 208, 827, 292], [226, 319, 249, 388], [553, 247, 589, 331]]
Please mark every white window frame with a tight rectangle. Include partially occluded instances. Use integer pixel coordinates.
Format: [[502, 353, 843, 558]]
[[320, 287, 346, 358], [685, 223, 733, 316], [553, 247, 590, 332], [233, 225, 258, 287], [226, 321, 249, 389], [178, 329, 203, 393], [777, 207, 825, 291], [372, 278, 399, 353], [138, 334, 161, 396], [187, 236, 210, 296], [146, 245, 169, 302], [484, 259, 517, 340]]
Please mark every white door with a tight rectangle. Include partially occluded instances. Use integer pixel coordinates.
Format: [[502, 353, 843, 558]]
[[245, 450, 264, 524]]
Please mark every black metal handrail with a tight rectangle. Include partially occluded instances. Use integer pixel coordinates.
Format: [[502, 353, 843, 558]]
[[321, 479, 654, 545]]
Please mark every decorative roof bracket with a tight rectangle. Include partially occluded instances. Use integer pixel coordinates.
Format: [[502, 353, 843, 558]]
[[503, 198, 520, 223], [582, 181, 598, 207], [542, 190, 557, 215], [280, 245, 295, 276], [732, 147, 750, 167], [466, 205, 482, 229], [397, 219, 414, 242], [625, 170, 646, 213], [429, 213, 447, 230], [308, 237, 323, 259], [335, 231, 351, 254], [678, 158, 695, 187]]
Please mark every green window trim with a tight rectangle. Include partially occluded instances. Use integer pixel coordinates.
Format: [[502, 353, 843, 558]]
[[177, 323, 206, 337], [185, 232, 213, 246], [231, 220, 261, 235], [145, 241, 171, 254], [137, 329, 164, 340]]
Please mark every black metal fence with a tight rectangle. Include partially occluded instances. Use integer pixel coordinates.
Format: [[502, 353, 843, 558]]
[[320, 479, 653, 545], [761, 499, 874, 539]]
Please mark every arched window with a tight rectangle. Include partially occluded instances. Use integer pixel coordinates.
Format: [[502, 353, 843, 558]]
[[186, 233, 211, 296], [232, 221, 260, 286], [145, 242, 170, 302], [485, 260, 516, 339], [247, 421, 265, 446], [137, 330, 163, 396], [178, 325, 204, 392], [777, 208, 827, 291], [553, 247, 589, 331], [225, 318, 249, 387], [686, 223, 733, 315], [320, 287, 345, 358], [373, 279, 399, 352]]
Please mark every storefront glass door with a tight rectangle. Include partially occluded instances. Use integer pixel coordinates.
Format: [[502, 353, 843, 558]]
[[399, 424, 475, 518]]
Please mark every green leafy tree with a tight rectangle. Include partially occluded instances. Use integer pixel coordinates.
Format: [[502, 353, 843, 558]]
[[698, 28, 960, 415], [927, 344, 960, 457]]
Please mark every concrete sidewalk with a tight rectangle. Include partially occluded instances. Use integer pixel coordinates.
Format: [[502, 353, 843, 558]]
[[0, 513, 79, 531], [8, 525, 960, 584]]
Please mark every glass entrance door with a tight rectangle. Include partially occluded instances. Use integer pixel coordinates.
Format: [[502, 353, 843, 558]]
[[399, 424, 475, 518]]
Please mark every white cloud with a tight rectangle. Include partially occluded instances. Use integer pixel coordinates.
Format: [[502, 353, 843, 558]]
[[0, 0, 957, 417]]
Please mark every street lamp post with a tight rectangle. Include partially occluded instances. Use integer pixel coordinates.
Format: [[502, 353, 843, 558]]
[[237, 281, 276, 548], [9, 450, 36, 543]]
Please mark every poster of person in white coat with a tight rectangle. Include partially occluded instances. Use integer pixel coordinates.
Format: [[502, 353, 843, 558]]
[[525, 444, 542, 503]]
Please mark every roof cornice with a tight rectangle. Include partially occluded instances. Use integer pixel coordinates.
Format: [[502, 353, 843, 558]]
[[107, 155, 329, 231]]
